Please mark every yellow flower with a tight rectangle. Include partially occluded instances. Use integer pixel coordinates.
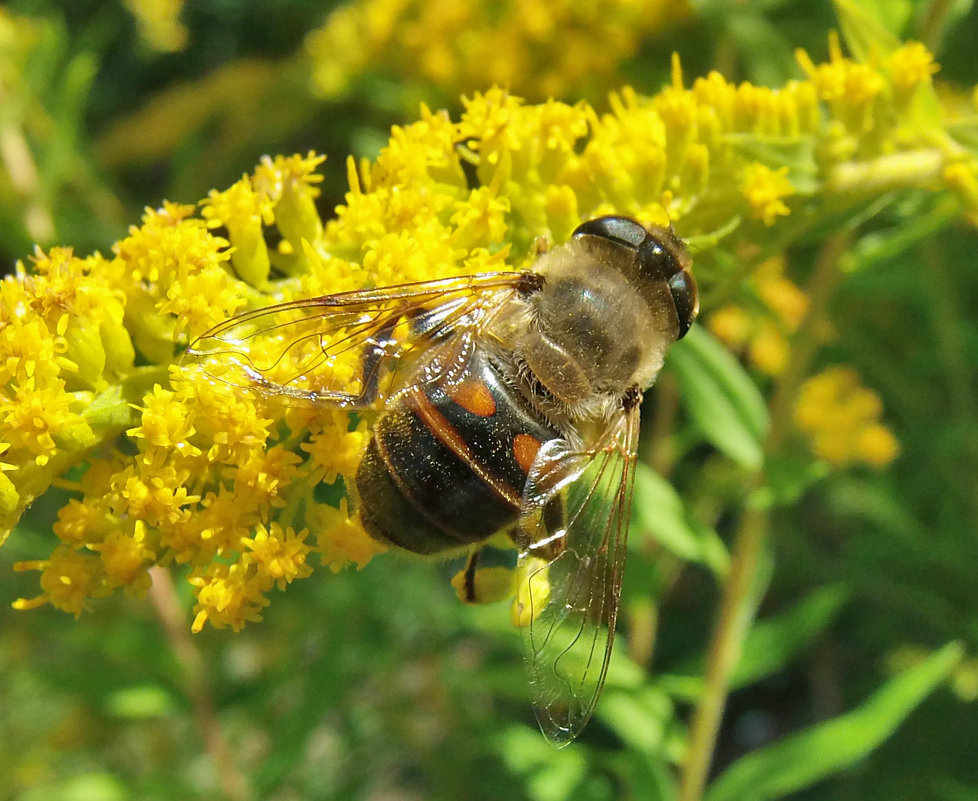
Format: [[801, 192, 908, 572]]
[[300, 414, 369, 485], [741, 163, 795, 226], [127, 384, 199, 452], [796, 32, 886, 110], [0, 378, 87, 465], [189, 561, 270, 633], [312, 498, 387, 572], [92, 519, 156, 592], [13, 546, 109, 617], [54, 498, 113, 547], [305, 0, 691, 103], [2, 37, 973, 630], [229, 446, 303, 513], [242, 522, 313, 590], [708, 256, 808, 377], [123, 0, 188, 52], [886, 41, 939, 93], [794, 367, 900, 468]]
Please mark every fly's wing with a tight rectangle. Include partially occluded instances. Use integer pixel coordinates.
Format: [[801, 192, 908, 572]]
[[183, 272, 531, 409], [515, 405, 640, 746]]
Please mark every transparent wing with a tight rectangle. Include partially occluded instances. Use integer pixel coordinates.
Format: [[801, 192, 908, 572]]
[[182, 272, 531, 408], [515, 405, 641, 746]]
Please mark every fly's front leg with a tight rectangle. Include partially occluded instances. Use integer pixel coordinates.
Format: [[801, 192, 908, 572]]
[[511, 495, 567, 562]]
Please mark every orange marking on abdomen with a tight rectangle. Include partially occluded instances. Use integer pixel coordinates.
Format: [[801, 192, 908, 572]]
[[448, 379, 497, 417], [513, 433, 542, 474], [404, 387, 521, 510]]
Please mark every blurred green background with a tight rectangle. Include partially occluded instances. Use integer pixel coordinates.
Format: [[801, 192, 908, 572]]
[[3, 1, 978, 800]]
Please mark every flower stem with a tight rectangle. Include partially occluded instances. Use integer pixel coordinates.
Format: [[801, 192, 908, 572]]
[[825, 149, 946, 197], [148, 567, 252, 801], [678, 232, 849, 801]]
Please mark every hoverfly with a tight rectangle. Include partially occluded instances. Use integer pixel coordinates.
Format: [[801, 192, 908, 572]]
[[185, 216, 698, 745]]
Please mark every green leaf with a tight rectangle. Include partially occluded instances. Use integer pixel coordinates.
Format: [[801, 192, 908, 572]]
[[631, 463, 729, 576], [754, 453, 830, 509], [947, 115, 978, 151], [610, 750, 678, 801], [497, 726, 590, 801], [833, 0, 907, 59], [726, 13, 797, 86], [597, 685, 676, 753], [21, 773, 128, 801], [660, 585, 850, 700], [705, 642, 964, 801], [668, 326, 769, 470], [104, 684, 175, 720], [840, 196, 962, 273]]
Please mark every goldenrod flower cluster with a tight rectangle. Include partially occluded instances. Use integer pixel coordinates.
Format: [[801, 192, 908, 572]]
[[306, 0, 690, 102], [707, 256, 898, 468], [708, 255, 810, 377], [2, 39, 973, 628], [794, 367, 900, 468]]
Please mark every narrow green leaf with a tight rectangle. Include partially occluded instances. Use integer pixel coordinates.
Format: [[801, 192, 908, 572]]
[[631, 463, 729, 576], [668, 326, 769, 470], [947, 115, 978, 151], [705, 642, 964, 801], [840, 196, 961, 273], [833, 0, 906, 60], [660, 585, 849, 700], [611, 750, 678, 801], [598, 685, 676, 753], [497, 726, 589, 801]]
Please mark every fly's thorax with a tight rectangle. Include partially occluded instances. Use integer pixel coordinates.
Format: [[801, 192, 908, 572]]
[[511, 238, 679, 411]]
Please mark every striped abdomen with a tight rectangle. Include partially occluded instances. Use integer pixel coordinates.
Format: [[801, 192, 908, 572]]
[[354, 350, 559, 554]]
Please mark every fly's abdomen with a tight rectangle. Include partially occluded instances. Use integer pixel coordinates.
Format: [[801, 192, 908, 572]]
[[355, 351, 558, 554]]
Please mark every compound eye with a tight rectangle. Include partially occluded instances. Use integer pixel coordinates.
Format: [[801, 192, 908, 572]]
[[637, 237, 683, 282], [668, 271, 698, 339], [572, 216, 647, 250]]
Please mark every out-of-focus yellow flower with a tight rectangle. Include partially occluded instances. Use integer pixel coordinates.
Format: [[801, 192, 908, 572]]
[[709, 256, 809, 376], [123, 0, 188, 53], [306, 0, 691, 103], [794, 367, 899, 468], [2, 37, 973, 628], [741, 164, 795, 226], [886, 41, 939, 93], [944, 162, 978, 225]]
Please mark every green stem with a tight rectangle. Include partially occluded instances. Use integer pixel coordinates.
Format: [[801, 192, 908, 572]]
[[824, 149, 953, 198], [917, 0, 955, 52], [148, 568, 252, 801], [678, 232, 849, 801]]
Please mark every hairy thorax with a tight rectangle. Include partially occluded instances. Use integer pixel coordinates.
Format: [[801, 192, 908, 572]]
[[488, 240, 679, 424]]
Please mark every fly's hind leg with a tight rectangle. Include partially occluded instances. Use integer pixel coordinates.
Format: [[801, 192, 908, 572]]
[[460, 550, 481, 604], [451, 547, 523, 605], [318, 319, 400, 409]]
